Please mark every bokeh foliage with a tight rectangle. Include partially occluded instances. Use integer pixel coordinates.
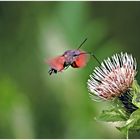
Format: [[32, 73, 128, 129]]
[[0, 1, 140, 138]]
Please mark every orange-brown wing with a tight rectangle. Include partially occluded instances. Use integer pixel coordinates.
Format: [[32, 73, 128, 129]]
[[71, 51, 89, 68], [47, 56, 65, 71]]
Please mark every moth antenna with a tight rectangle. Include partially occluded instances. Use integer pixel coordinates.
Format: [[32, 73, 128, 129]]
[[77, 38, 88, 50]]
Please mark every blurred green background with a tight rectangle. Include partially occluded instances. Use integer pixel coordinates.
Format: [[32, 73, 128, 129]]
[[0, 1, 140, 139]]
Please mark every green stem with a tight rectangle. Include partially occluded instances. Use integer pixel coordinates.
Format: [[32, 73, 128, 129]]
[[126, 129, 129, 139]]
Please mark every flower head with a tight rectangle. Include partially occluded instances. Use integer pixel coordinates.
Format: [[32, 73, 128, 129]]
[[87, 52, 137, 100]]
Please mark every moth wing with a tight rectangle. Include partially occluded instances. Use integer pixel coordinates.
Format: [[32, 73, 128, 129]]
[[71, 51, 89, 68], [47, 56, 65, 71]]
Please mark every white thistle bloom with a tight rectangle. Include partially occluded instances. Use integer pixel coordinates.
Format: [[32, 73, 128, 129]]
[[87, 52, 137, 100]]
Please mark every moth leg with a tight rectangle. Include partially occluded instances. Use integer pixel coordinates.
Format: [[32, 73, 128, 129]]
[[48, 68, 57, 75], [71, 61, 78, 68], [63, 62, 70, 70]]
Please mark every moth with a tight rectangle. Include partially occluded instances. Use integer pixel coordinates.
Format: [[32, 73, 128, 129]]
[[46, 38, 100, 75]]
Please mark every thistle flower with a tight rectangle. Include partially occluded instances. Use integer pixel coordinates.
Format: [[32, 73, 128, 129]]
[[87, 52, 138, 113]]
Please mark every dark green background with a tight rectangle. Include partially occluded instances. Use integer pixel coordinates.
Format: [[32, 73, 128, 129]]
[[0, 1, 140, 138]]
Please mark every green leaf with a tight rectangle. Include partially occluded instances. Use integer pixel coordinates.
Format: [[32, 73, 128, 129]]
[[132, 91, 140, 108], [117, 109, 140, 135], [116, 118, 135, 135], [97, 108, 127, 122], [132, 80, 140, 108]]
